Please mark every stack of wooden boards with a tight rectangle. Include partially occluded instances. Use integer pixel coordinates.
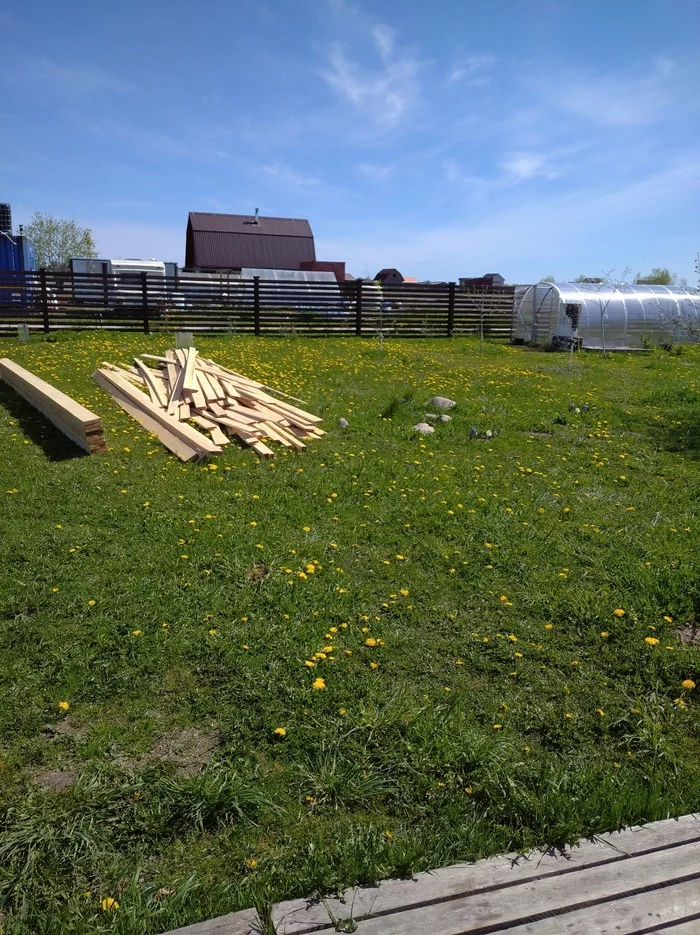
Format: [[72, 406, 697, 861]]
[[92, 347, 324, 462], [0, 357, 107, 454]]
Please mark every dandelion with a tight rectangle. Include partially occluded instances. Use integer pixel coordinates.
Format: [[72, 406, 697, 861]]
[[364, 637, 378, 647], [100, 897, 119, 911], [507, 634, 517, 643], [395, 555, 405, 561], [399, 588, 409, 596], [87, 600, 96, 606], [681, 679, 696, 690], [369, 662, 379, 670], [312, 677, 326, 690], [132, 629, 142, 637], [613, 608, 625, 617], [644, 637, 660, 646], [338, 708, 347, 716], [304, 660, 315, 668], [208, 628, 218, 636], [384, 829, 393, 840], [544, 623, 554, 631], [244, 858, 257, 869], [273, 727, 287, 737], [564, 713, 572, 719], [663, 615, 673, 623], [58, 700, 70, 711], [600, 631, 609, 638], [492, 724, 502, 730], [596, 708, 605, 717], [464, 786, 473, 794]]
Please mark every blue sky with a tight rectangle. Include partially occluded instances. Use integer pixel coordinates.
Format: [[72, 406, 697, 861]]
[[2, 0, 699, 283]]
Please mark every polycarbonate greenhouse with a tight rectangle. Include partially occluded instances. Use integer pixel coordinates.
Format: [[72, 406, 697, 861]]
[[514, 282, 700, 350]]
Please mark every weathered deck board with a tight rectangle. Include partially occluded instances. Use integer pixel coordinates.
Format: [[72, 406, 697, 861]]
[[159, 814, 700, 935]]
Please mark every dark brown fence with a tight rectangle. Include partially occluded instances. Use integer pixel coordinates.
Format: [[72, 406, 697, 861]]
[[0, 270, 514, 340]]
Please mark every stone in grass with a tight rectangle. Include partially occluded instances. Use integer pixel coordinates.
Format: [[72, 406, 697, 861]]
[[413, 422, 435, 435], [439, 414, 452, 423], [423, 413, 439, 421], [338, 417, 349, 428], [428, 396, 456, 409]]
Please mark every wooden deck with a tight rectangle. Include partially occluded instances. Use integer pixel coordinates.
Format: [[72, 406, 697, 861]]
[[163, 813, 700, 935]]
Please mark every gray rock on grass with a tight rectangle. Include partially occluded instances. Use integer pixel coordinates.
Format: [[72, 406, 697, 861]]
[[338, 418, 349, 428], [413, 422, 435, 435], [428, 396, 456, 409], [439, 414, 452, 423]]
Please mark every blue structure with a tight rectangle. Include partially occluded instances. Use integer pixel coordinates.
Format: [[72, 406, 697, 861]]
[[0, 233, 37, 272]]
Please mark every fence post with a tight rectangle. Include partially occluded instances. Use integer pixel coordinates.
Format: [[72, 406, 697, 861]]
[[102, 262, 109, 307], [141, 272, 150, 334], [39, 268, 50, 334], [355, 279, 363, 337], [447, 281, 455, 337], [253, 276, 260, 336]]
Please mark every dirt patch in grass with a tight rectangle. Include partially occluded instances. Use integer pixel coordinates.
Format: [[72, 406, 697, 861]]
[[149, 727, 221, 777], [678, 620, 700, 646], [246, 562, 270, 583], [522, 430, 553, 438], [32, 770, 78, 793]]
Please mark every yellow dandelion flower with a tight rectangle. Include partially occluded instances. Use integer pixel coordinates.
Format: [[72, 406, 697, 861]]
[[364, 637, 378, 647], [312, 677, 326, 690], [87, 600, 96, 607], [596, 708, 605, 717], [663, 615, 673, 623], [273, 727, 287, 737], [132, 629, 142, 637], [369, 662, 379, 670], [100, 897, 119, 911], [338, 708, 347, 716], [613, 608, 625, 617], [57, 700, 70, 711], [681, 679, 696, 690], [492, 724, 502, 730], [544, 623, 554, 631], [644, 637, 660, 646]]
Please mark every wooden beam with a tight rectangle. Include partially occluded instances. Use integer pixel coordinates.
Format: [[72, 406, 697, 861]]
[[1, 358, 107, 454], [92, 368, 222, 455]]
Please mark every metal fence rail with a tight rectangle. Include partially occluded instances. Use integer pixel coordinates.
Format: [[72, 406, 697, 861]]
[[0, 270, 515, 339]]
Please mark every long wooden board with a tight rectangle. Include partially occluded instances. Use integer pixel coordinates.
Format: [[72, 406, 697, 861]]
[[159, 814, 700, 935], [92, 369, 222, 458], [0, 357, 107, 454]]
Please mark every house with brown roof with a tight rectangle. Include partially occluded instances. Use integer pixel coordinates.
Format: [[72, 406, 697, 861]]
[[185, 211, 317, 272]]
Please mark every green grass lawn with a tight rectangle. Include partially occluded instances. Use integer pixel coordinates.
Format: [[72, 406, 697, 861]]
[[0, 332, 699, 934]]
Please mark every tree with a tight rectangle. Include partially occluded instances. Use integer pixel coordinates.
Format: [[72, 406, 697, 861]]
[[540, 275, 556, 283], [22, 213, 97, 269], [635, 267, 674, 285], [574, 275, 604, 283]]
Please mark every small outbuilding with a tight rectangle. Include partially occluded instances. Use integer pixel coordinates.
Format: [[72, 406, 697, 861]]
[[514, 281, 700, 349], [374, 268, 404, 284]]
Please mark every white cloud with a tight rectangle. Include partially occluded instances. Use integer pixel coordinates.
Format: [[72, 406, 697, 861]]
[[320, 24, 422, 130], [9, 56, 133, 99], [449, 54, 495, 85], [256, 163, 322, 190], [501, 152, 559, 181], [355, 162, 396, 182], [317, 157, 700, 281]]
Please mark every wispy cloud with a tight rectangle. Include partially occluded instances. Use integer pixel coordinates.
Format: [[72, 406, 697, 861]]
[[501, 152, 560, 181], [544, 58, 691, 127], [8, 56, 133, 100], [355, 162, 396, 182], [449, 54, 495, 85], [320, 23, 422, 129], [256, 163, 323, 190]]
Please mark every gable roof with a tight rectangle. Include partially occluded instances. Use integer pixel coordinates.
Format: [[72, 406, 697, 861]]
[[186, 212, 316, 270], [188, 213, 313, 238]]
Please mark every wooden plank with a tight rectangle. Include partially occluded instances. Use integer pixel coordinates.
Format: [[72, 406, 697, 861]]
[[258, 421, 293, 447], [92, 372, 201, 462], [178, 402, 191, 420], [269, 815, 700, 934], [501, 879, 700, 934], [182, 347, 198, 392], [0, 358, 107, 454], [165, 350, 178, 394], [263, 422, 306, 450], [134, 360, 168, 408], [196, 370, 218, 403], [161, 907, 260, 935], [92, 369, 221, 455], [310, 842, 700, 935]]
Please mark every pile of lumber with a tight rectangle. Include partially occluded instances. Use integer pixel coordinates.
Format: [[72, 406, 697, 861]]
[[0, 357, 107, 454], [92, 347, 324, 462]]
